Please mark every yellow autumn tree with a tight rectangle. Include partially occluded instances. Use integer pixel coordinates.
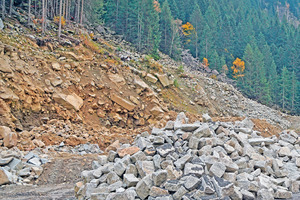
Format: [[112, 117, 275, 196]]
[[153, 0, 161, 13], [231, 58, 245, 78], [182, 22, 195, 36], [202, 58, 209, 67], [181, 22, 195, 44], [54, 16, 66, 27]]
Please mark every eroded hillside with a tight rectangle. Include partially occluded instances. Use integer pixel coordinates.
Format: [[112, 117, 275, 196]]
[[0, 17, 299, 153]]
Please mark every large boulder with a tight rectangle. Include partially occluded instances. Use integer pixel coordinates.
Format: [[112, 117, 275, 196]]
[[3, 132, 18, 148], [53, 92, 83, 111], [110, 93, 135, 111], [155, 73, 172, 87], [0, 57, 12, 73], [0, 168, 12, 185], [0, 18, 4, 30]]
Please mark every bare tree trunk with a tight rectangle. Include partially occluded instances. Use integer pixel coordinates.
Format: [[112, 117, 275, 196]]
[[34, 0, 36, 17], [58, 0, 62, 40], [9, 0, 12, 15], [2, 0, 5, 18], [80, 0, 83, 24], [76, 0, 79, 23], [65, 0, 67, 20], [115, 0, 119, 30], [42, 0, 45, 34], [169, 23, 177, 57], [28, 0, 31, 24], [45, 0, 47, 32]]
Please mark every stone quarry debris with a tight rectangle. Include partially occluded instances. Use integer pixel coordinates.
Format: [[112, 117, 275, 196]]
[[76, 112, 300, 200]]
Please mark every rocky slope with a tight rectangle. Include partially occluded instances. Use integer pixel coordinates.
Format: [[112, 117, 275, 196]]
[[0, 13, 299, 200]]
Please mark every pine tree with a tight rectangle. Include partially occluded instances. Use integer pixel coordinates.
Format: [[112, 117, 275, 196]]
[[189, 3, 203, 58], [159, 0, 173, 55], [280, 67, 290, 111]]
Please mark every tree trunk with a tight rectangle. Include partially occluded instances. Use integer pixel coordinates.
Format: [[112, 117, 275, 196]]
[[115, 0, 119, 31], [169, 24, 175, 57], [76, 0, 80, 23], [2, 0, 5, 18], [34, 0, 36, 17], [65, 0, 68, 22], [58, 0, 62, 40], [282, 87, 285, 110], [9, 0, 12, 15], [42, 0, 45, 34], [28, 0, 31, 24], [80, 0, 83, 24]]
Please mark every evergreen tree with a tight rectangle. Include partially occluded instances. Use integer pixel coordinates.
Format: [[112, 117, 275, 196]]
[[189, 3, 203, 58], [280, 67, 290, 111], [159, 0, 173, 55]]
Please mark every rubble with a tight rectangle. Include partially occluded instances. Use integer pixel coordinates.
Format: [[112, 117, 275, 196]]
[[76, 113, 300, 199]]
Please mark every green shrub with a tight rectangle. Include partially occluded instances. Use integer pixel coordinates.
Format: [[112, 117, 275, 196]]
[[174, 79, 179, 88], [177, 65, 184, 74]]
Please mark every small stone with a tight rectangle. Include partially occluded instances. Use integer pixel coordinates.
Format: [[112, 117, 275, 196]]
[[0, 157, 13, 166], [152, 170, 168, 186], [184, 163, 204, 177], [156, 143, 175, 157], [211, 176, 234, 198], [136, 161, 155, 178], [274, 189, 292, 199], [248, 138, 275, 146], [0, 168, 12, 185], [179, 124, 201, 132], [166, 165, 182, 180], [184, 176, 201, 190], [193, 124, 212, 138], [0, 126, 10, 140], [209, 162, 226, 178], [8, 158, 23, 171], [114, 161, 127, 176], [118, 146, 140, 158], [164, 121, 174, 130], [278, 147, 291, 157], [149, 186, 169, 197], [52, 62, 61, 70], [173, 186, 188, 200], [259, 189, 275, 200], [3, 132, 18, 148], [241, 189, 255, 200], [174, 154, 192, 169], [188, 136, 200, 149], [136, 137, 150, 150], [136, 175, 153, 200], [28, 157, 41, 166], [202, 114, 212, 122], [106, 171, 121, 185], [164, 180, 181, 192], [108, 150, 117, 162], [290, 181, 300, 193], [98, 155, 108, 165], [123, 174, 139, 187], [18, 168, 31, 177]]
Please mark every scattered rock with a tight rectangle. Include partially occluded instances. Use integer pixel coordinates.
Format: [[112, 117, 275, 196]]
[[110, 93, 135, 111]]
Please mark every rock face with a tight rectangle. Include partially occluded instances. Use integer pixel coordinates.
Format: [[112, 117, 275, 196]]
[[76, 112, 300, 200]]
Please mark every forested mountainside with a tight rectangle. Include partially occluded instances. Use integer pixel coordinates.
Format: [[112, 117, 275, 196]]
[[101, 0, 300, 115], [1, 0, 299, 114]]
